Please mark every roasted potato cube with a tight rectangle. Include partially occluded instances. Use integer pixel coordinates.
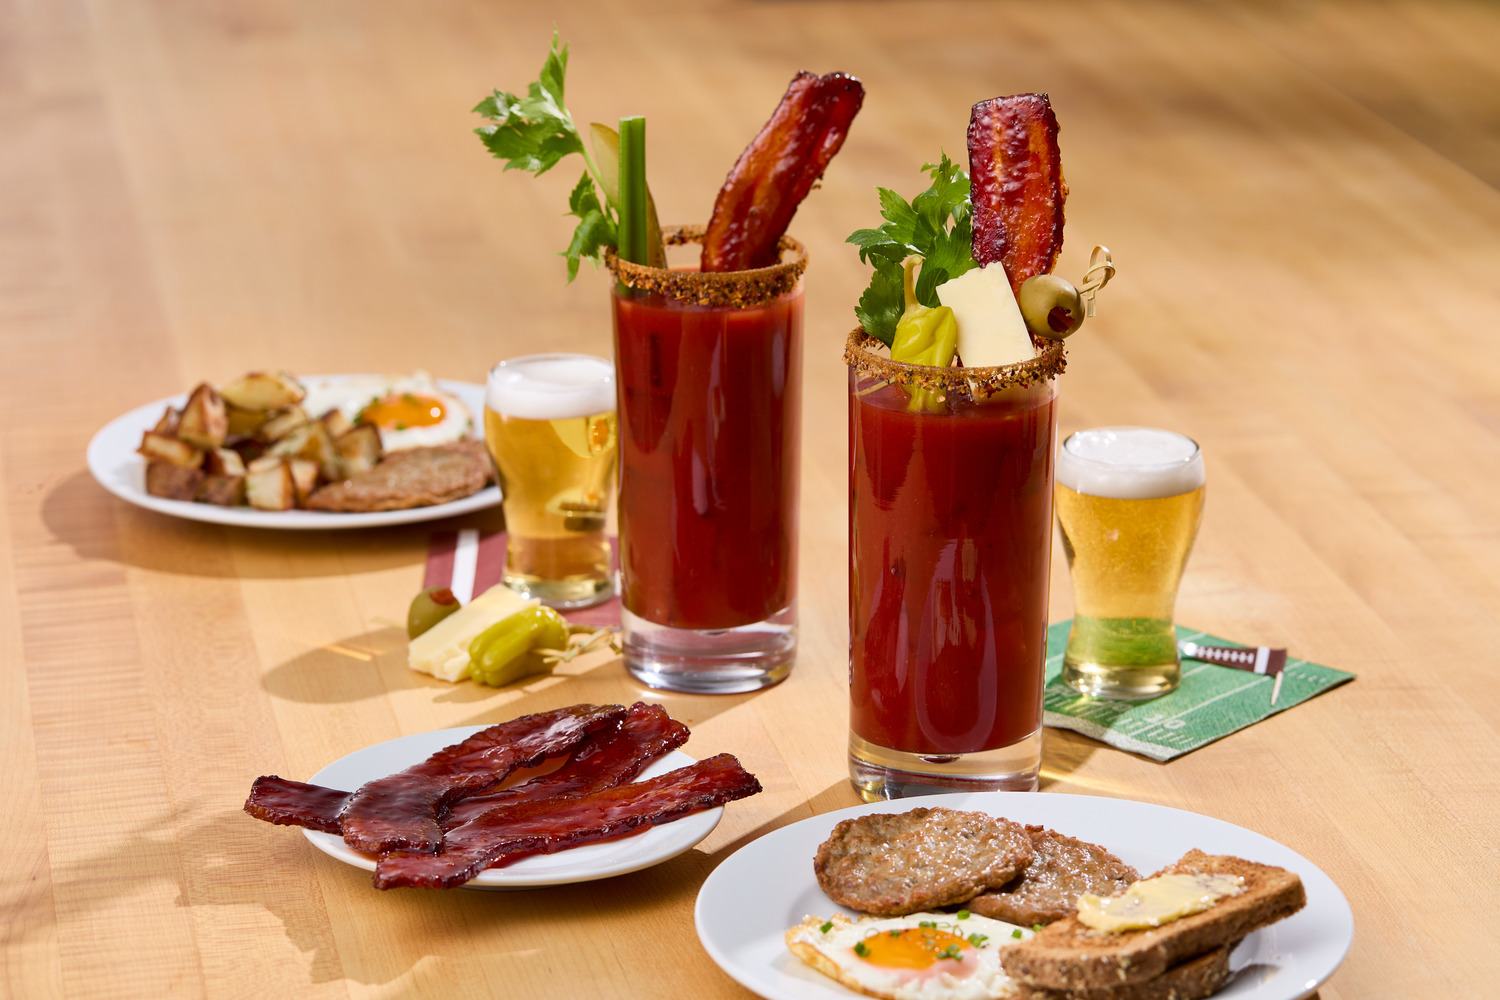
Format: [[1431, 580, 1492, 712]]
[[256, 405, 310, 443], [196, 474, 246, 506], [138, 430, 204, 468], [320, 408, 354, 440], [288, 458, 319, 504], [335, 424, 383, 476], [206, 448, 246, 477], [153, 407, 182, 436], [268, 421, 342, 482], [246, 454, 283, 474], [176, 383, 229, 450], [218, 371, 306, 412], [145, 462, 205, 501], [225, 403, 267, 440], [245, 461, 296, 511]]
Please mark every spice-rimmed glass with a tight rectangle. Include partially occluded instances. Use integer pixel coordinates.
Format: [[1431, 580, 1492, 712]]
[[846, 329, 1064, 799], [606, 227, 807, 693]]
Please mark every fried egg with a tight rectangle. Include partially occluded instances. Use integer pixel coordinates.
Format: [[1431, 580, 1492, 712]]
[[786, 912, 1033, 1000], [301, 372, 473, 451]]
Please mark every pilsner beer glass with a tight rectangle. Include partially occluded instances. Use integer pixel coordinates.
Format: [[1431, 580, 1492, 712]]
[[485, 354, 618, 609], [1055, 427, 1205, 700]]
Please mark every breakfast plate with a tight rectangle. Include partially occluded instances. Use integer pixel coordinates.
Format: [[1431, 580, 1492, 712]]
[[86, 376, 501, 529], [695, 792, 1352, 1000], [303, 725, 722, 889]]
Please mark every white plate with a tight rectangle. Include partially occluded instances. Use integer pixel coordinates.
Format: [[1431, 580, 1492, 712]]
[[86, 376, 501, 529], [695, 793, 1353, 1000], [302, 726, 722, 889]]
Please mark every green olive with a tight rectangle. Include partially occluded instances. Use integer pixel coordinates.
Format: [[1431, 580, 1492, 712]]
[[1018, 274, 1085, 340], [407, 586, 461, 639]]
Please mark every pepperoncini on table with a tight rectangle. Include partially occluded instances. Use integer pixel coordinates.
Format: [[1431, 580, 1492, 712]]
[[465, 606, 619, 688], [890, 258, 957, 413]]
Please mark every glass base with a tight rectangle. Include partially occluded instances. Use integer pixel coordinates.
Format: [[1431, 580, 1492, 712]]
[[622, 602, 796, 694], [1062, 656, 1180, 701], [848, 729, 1041, 801], [504, 572, 614, 610]]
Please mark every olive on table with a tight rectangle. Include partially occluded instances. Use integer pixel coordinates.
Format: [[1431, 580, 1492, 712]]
[[407, 586, 461, 639], [1018, 274, 1085, 339]]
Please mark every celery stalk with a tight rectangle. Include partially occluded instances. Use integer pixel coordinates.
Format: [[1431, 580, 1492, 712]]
[[617, 116, 650, 266]]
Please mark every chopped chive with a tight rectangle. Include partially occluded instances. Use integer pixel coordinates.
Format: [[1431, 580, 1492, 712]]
[[956, 910, 970, 919], [1011, 928, 1023, 939], [820, 921, 833, 934], [1033, 924, 1044, 932], [968, 933, 989, 947], [853, 941, 869, 958]]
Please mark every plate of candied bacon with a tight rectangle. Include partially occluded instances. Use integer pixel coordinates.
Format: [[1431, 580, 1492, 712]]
[[243, 703, 762, 890]]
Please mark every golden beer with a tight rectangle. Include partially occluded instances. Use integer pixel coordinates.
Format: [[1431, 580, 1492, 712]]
[[485, 355, 617, 608], [1055, 428, 1205, 699]]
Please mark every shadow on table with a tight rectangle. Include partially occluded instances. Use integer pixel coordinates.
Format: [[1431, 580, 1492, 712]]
[[260, 626, 752, 733], [1038, 728, 1105, 790], [41, 469, 501, 580]]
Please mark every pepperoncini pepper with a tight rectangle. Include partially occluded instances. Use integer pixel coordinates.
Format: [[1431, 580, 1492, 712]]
[[466, 606, 573, 687], [890, 258, 957, 413]]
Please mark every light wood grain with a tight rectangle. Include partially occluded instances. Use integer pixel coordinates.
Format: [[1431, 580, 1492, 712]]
[[4, 1, 1499, 997]]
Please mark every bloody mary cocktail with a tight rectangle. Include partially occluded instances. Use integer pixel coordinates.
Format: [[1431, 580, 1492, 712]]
[[847, 331, 1062, 797], [607, 230, 806, 693]]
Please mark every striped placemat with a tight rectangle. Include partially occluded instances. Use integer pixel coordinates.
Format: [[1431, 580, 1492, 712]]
[[1043, 620, 1354, 761], [425, 529, 621, 626]]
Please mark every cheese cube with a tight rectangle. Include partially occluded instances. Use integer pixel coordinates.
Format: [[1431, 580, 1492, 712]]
[[936, 263, 1036, 368], [408, 584, 539, 682]]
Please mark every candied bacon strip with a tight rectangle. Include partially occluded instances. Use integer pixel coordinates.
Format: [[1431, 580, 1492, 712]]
[[701, 71, 864, 272], [339, 703, 626, 855], [968, 93, 1067, 295], [373, 753, 762, 890], [441, 702, 689, 829], [244, 776, 348, 833], [241, 703, 687, 835]]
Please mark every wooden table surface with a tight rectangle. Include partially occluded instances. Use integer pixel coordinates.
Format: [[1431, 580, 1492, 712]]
[[6, 1, 1499, 997]]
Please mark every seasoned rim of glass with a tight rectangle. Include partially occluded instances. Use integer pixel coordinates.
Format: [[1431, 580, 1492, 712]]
[[844, 327, 1066, 396], [604, 225, 808, 308]]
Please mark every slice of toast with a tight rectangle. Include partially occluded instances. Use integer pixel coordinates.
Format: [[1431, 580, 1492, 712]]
[[1014, 943, 1235, 1000], [1000, 851, 1305, 990]]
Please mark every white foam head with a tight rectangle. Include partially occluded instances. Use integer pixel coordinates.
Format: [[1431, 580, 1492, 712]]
[[486, 354, 615, 420], [1056, 426, 1205, 499]]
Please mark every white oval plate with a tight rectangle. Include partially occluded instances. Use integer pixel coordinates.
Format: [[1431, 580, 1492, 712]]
[[86, 376, 501, 529], [303, 726, 721, 890], [695, 792, 1353, 1000]]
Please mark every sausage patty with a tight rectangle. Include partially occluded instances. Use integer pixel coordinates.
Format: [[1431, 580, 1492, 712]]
[[814, 807, 1034, 916], [966, 824, 1140, 926]]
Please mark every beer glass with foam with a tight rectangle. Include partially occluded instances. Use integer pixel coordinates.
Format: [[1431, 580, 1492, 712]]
[[485, 354, 617, 609], [1055, 427, 1205, 699]]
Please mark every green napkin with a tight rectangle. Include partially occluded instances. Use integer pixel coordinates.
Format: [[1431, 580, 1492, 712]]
[[1043, 621, 1354, 761]]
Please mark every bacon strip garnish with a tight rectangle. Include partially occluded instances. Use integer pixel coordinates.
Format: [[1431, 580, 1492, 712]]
[[338, 703, 626, 854], [373, 753, 762, 890], [968, 93, 1067, 295], [241, 703, 688, 835], [700, 71, 864, 272]]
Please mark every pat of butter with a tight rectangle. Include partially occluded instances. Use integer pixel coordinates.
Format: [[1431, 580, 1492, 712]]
[[408, 584, 538, 682], [1076, 873, 1245, 933], [935, 263, 1036, 369]]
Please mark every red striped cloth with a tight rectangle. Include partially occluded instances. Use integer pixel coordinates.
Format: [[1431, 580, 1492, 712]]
[[425, 530, 621, 627]]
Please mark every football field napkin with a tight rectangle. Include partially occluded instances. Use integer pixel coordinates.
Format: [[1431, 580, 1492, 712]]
[[1043, 620, 1354, 761]]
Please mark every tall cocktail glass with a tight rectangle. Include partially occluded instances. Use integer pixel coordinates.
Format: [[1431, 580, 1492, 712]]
[[606, 227, 807, 693], [846, 330, 1064, 799]]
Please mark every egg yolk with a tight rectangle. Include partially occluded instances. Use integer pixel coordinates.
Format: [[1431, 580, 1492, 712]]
[[360, 393, 446, 429], [855, 927, 971, 969]]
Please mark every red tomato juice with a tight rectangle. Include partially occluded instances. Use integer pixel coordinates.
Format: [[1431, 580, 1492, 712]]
[[848, 376, 1057, 755], [612, 285, 803, 630]]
